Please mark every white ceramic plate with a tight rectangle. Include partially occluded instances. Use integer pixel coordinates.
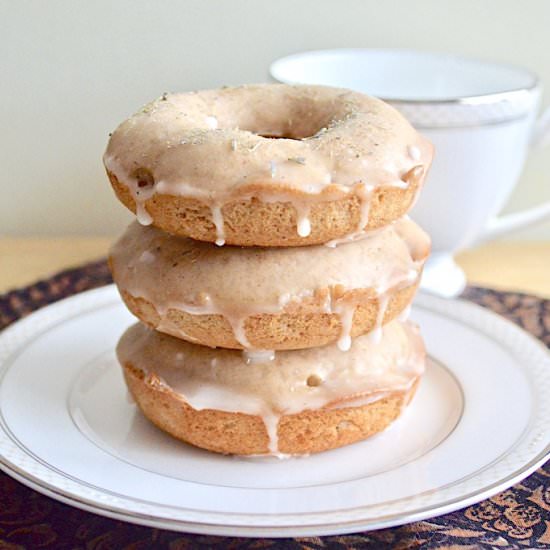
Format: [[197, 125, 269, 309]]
[[0, 286, 548, 537]]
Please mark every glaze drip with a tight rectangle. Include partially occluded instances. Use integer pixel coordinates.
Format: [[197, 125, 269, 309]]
[[104, 85, 434, 240], [110, 217, 430, 350], [397, 304, 412, 322], [136, 203, 153, 225], [263, 412, 282, 455], [295, 203, 312, 237], [118, 320, 426, 456], [368, 293, 390, 344], [356, 183, 374, 232], [333, 300, 355, 352], [408, 145, 421, 160], [210, 204, 226, 246], [243, 349, 276, 364]]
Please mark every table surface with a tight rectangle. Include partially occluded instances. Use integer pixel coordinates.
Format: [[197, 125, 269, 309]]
[[2, 237, 550, 298]]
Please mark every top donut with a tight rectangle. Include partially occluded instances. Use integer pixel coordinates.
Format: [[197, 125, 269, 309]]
[[104, 84, 433, 247]]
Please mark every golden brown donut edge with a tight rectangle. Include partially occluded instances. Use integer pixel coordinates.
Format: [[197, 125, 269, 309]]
[[123, 361, 420, 456], [116, 280, 419, 351], [108, 171, 421, 247]]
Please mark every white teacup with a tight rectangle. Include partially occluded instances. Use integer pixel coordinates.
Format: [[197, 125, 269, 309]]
[[270, 49, 550, 297]]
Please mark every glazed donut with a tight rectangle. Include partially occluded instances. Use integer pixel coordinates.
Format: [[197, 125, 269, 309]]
[[104, 84, 433, 247], [118, 320, 425, 456], [109, 217, 430, 351]]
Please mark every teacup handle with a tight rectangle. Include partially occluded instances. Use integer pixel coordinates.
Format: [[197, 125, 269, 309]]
[[481, 105, 550, 241]]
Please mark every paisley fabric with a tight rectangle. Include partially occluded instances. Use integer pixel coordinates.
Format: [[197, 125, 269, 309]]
[[0, 260, 549, 549]]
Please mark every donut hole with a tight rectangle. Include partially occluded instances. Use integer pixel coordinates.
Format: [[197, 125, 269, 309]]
[[307, 374, 323, 387], [132, 167, 155, 189], [253, 118, 328, 140], [239, 96, 337, 141], [257, 133, 302, 141]]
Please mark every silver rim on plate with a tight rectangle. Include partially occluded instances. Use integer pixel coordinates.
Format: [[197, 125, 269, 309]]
[[0, 286, 548, 537]]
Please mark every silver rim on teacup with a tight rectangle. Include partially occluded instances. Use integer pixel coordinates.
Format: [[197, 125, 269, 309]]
[[270, 49, 541, 128]]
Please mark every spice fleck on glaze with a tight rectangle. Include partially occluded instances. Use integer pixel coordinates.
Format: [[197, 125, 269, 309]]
[[110, 217, 430, 350], [118, 320, 426, 455], [104, 84, 434, 241]]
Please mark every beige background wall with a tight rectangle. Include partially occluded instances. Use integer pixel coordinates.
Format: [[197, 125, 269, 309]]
[[2, 0, 550, 238]]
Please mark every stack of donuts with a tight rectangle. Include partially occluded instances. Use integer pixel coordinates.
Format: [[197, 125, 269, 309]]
[[105, 84, 433, 456]]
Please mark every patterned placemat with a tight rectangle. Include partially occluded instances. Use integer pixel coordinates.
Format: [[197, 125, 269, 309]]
[[0, 260, 549, 549]]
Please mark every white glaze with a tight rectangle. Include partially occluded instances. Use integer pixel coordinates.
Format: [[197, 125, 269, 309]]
[[104, 84, 433, 240], [397, 304, 412, 323], [205, 116, 218, 129], [328, 391, 389, 410], [138, 250, 156, 264], [356, 183, 374, 231], [243, 349, 276, 365], [324, 226, 385, 248], [263, 412, 282, 455], [269, 160, 277, 179], [295, 203, 312, 237], [210, 204, 226, 246], [118, 320, 426, 455], [110, 218, 430, 349], [333, 300, 354, 352], [408, 145, 421, 161], [136, 204, 153, 226], [367, 293, 390, 345]]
